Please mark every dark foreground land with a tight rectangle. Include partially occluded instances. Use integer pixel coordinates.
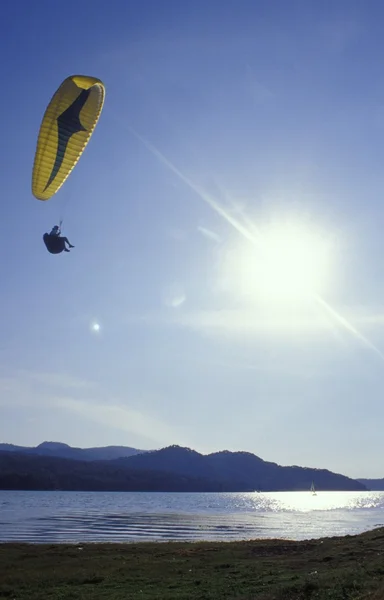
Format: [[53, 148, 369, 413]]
[[1, 528, 384, 600]]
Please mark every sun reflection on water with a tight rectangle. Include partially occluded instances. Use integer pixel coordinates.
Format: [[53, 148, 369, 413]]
[[249, 491, 384, 513]]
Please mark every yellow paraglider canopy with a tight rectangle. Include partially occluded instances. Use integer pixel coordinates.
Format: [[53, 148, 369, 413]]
[[32, 75, 105, 201]]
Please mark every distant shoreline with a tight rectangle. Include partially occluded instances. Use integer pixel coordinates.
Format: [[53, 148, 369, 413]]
[[0, 444, 369, 493], [0, 487, 376, 492]]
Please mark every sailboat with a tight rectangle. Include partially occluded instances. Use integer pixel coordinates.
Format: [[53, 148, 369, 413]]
[[310, 481, 317, 496]]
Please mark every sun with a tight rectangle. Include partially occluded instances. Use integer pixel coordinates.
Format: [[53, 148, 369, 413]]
[[220, 218, 334, 306]]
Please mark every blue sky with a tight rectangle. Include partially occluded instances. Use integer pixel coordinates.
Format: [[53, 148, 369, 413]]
[[2, 0, 384, 478]]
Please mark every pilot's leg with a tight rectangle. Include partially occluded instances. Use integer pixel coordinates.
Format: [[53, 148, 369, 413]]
[[62, 237, 74, 249]]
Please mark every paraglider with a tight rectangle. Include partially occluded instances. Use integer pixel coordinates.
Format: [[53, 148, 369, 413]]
[[43, 223, 75, 254], [32, 74, 105, 253]]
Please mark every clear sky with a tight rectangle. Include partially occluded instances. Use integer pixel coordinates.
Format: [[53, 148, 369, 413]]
[[2, 0, 384, 479]]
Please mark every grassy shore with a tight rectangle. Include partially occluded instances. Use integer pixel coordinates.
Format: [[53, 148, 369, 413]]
[[1, 528, 384, 599]]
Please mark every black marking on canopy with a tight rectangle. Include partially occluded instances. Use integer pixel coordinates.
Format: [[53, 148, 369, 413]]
[[44, 87, 91, 191]]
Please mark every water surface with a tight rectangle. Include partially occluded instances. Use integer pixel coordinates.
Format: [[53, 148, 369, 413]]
[[1, 490, 383, 543]]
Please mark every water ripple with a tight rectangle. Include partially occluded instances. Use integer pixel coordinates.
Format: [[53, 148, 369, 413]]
[[1, 491, 383, 543]]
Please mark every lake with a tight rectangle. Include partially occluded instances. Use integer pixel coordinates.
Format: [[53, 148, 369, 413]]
[[0, 490, 383, 544]]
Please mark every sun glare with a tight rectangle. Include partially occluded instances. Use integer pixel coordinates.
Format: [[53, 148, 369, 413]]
[[221, 219, 334, 306]]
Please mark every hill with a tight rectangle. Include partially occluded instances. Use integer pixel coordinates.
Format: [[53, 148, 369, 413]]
[[0, 451, 236, 492], [118, 445, 366, 491], [357, 478, 384, 491], [0, 441, 144, 461], [0, 444, 366, 492]]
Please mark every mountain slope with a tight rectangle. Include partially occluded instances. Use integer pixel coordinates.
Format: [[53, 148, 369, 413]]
[[0, 442, 366, 491], [0, 442, 144, 461], [357, 478, 384, 491], [0, 452, 236, 492], [116, 445, 365, 491]]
